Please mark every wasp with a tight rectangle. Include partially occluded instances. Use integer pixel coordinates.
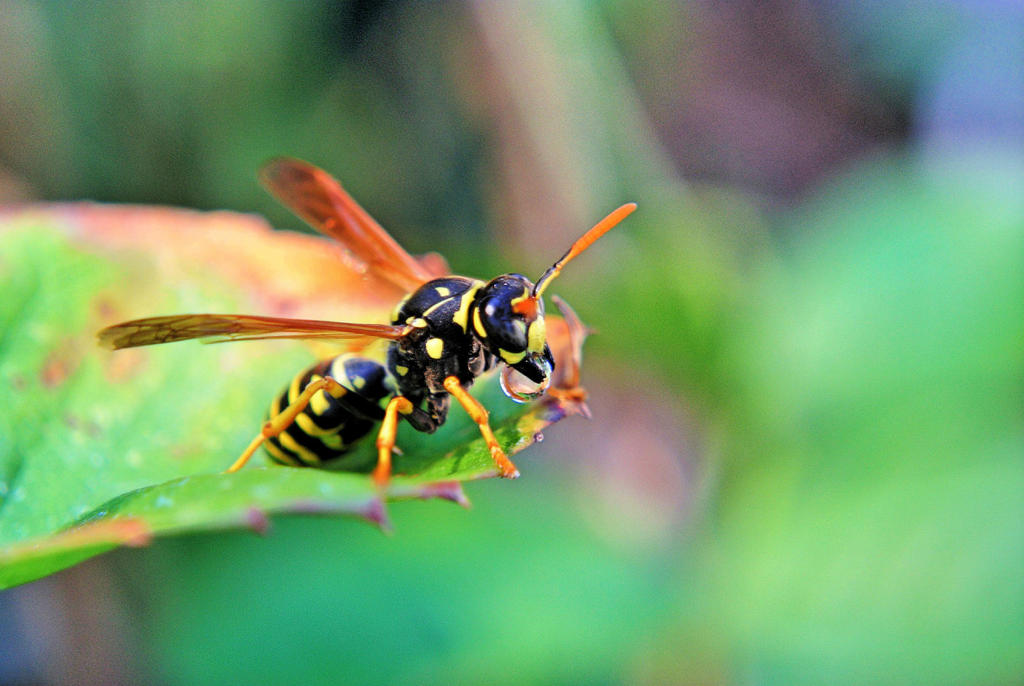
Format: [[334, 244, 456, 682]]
[[98, 159, 635, 485]]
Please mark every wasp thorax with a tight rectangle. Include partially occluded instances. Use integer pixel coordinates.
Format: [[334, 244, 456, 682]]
[[474, 273, 555, 386]]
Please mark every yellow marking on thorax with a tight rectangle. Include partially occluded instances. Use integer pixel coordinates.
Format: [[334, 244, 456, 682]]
[[395, 364, 409, 376], [472, 307, 487, 337], [423, 297, 454, 318], [426, 337, 444, 359], [435, 286, 451, 297], [452, 282, 483, 332]]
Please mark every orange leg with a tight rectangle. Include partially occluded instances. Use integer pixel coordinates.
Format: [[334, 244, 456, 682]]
[[374, 396, 414, 486], [226, 376, 346, 473], [443, 376, 520, 479]]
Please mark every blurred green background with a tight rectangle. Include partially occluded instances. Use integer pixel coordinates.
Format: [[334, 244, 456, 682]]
[[1, 1, 1021, 684]]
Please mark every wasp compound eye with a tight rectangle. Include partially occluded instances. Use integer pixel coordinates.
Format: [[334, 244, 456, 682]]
[[482, 300, 528, 351], [476, 273, 540, 354]]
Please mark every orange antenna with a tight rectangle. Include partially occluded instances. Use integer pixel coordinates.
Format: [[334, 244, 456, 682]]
[[532, 203, 636, 299]]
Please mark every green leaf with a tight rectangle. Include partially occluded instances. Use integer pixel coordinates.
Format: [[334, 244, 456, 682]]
[[0, 205, 581, 589]]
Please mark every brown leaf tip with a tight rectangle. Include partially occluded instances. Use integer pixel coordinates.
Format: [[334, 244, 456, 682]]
[[246, 507, 271, 536]]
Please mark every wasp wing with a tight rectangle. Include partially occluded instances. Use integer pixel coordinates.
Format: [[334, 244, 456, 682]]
[[260, 158, 448, 293], [98, 314, 407, 350]]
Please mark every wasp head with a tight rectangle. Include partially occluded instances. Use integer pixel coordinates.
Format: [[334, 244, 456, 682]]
[[474, 274, 554, 398], [471, 203, 636, 402]]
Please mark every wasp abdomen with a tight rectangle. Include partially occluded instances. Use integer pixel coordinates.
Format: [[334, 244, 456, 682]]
[[264, 354, 392, 467]]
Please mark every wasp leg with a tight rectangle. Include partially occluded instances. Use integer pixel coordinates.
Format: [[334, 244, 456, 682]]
[[442, 375, 520, 479], [374, 396, 414, 486], [227, 376, 346, 473]]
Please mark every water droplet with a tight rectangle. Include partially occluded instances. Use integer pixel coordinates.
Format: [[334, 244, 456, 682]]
[[500, 364, 551, 403]]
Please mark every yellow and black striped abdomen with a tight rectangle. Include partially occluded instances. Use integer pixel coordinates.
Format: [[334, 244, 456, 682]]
[[264, 354, 393, 467]]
